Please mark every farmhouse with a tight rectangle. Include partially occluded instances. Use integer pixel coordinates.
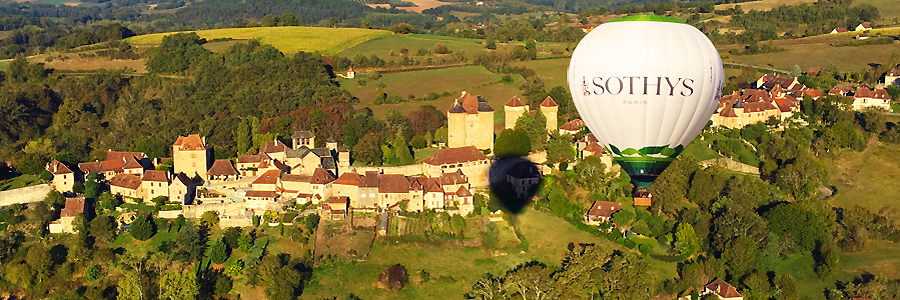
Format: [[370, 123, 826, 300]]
[[830, 28, 849, 34], [109, 173, 142, 201], [48, 197, 86, 234], [702, 278, 743, 300], [140, 170, 169, 202], [584, 201, 622, 226], [169, 172, 197, 204], [855, 22, 872, 31], [851, 87, 891, 111], [46, 160, 76, 193], [207, 159, 239, 182], [885, 66, 900, 86]]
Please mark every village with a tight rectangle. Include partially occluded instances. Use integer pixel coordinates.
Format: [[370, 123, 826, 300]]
[[38, 66, 898, 243]]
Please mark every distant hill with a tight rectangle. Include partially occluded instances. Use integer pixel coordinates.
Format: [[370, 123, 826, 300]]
[[169, 0, 371, 27], [125, 27, 393, 55]]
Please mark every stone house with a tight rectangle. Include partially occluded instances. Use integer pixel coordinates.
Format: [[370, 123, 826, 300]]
[[309, 168, 335, 204], [584, 201, 622, 225], [49, 197, 86, 234], [140, 170, 169, 202], [702, 278, 744, 300], [251, 169, 282, 192], [423, 146, 490, 187], [110, 173, 142, 202], [207, 159, 239, 182], [852, 87, 892, 111], [169, 172, 197, 205], [173, 134, 210, 180], [47, 160, 76, 193]]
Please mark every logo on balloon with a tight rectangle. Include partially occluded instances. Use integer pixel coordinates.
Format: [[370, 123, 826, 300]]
[[580, 76, 695, 98]]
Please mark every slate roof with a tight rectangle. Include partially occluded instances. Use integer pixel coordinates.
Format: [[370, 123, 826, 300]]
[[423, 146, 488, 166], [449, 91, 493, 114], [172, 172, 193, 186], [507, 161, 540, 179]]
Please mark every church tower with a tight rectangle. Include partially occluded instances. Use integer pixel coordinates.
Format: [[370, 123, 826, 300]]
[[504, 96, 528, 130], [539, 96, 559, 133]]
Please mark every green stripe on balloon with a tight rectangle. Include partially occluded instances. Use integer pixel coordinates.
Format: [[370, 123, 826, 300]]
[[614, 157, 675, 188], [605, 14, 686, 24]]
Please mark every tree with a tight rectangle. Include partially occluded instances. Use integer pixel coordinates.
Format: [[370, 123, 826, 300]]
[[574, 156, 607, 191], [485, 39, 497, 50], [353, 132, 383, 165], [764, 202, 824, 253], [84, 173, 101, 199], [546, 133, 575, 164], [266, 266, 302, 300], [774, 274, 798, 300], [434, 43, 451, 54], [239, 231, 255, 253], [26, 243, 50, 284], [129, 213, 156, 241], [723, 236, 759, 279], [201, 211, 220, 229], [152, 196, 168, 212], [713, 205, 768, 251], [494, 128, 531, 158], [389, 23, 413, 34], [611, 209, 636, 232], [159, 270, 199, 300], [450, 214, 466, 235], [90, 215, 117, 243], [674, 223, 700, 258], [178, 222, 207, 261], [207, 237, 229, 264], [377, 264, 409, 291], [392, 133, 414, 165]]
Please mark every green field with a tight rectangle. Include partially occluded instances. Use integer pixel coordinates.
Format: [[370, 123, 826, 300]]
[[125, 27, 393, 55], [0, 174, 41, 191], [301, 209, 671, 299], [337, 34, 487, 62], [856, 0, 900, 21], [510, 58, 570, 88], [338, 65, 525, 119], [827, 141, 900, 212]]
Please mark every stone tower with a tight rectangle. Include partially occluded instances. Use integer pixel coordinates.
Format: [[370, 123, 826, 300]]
[[172, 134, 210, 180], [338, 145, 350, 174], [504, 96, 528, 130], [539, 96, 559, 133], [447, 91, 495, 151]]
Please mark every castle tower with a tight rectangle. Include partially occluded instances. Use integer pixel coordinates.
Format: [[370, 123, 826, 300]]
[[291, 130, 314, 149], [539, 96, 559, 133], [338, 146, 350, 174], [504, 96, 528, 130], [172, 134, 210, 180], [447, 91, 495, 150]]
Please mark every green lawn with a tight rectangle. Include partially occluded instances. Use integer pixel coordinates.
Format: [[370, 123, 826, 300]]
[[681, 138, 723, 161], [413, 147, 439, 163], [302, 209, 675, 299], [509, 58, 570, 89], [121, 202, 155, 213], [840, 240, 900, 279], [827, 141, 900, 211], [723, 40, 900, 73], [0, 174, 42, 191], [855, 0, 900, 22], [338, 65, 525, 120], [126, 27, 393, 55], [764, 253, 836, 299], [337, 34, 486, 63]]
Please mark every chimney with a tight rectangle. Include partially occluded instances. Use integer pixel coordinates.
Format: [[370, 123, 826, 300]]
[[202, 136, 206, 145]]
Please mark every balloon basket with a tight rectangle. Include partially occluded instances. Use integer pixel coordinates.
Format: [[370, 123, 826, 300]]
[[633, 188, 652, 207]]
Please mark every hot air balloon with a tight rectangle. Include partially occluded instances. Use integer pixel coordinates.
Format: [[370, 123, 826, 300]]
[[567, 15, 724, 205]]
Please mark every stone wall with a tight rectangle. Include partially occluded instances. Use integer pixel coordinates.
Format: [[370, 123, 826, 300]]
[[701, 158, 760, 174], [0, 184, 52, 207], [349, 164, 425, 176], [219, 218, 253, 228]]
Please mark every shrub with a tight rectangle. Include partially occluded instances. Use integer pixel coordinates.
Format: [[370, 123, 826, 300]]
[[225, 259, 244, 277], [85, 265, 101, 281]]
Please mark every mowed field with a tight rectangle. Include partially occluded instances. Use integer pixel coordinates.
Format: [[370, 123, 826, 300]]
[[300, 209, 672, 299], [827, 139, 900, 212], [125, 27, 393, 55], [338, 65, 525, 120], [713, 0, 817, 12], [856, 0, 900, 21], [337, 34, 569, 64], [723, 39, 900, 73]]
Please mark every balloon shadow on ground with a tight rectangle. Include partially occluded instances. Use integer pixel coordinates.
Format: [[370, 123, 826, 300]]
[[488, 157, 542, 215]]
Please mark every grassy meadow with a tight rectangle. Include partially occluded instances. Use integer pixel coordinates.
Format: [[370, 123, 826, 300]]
[[337, 65, 525, 120], [300, 209, 672, 299], [827, 140, 900, 212], [125, 27, 393, 55]]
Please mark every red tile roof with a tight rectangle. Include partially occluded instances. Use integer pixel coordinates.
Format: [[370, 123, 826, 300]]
[[448, 92, 493, 114], [540, 96, 558, 107], [173, 134, 206, 151], [252, 170, 282, 185], [423, 146, 488, 166], [47, 160, 73, 175], [110, 174, 141, 190], [583, 142, 606, 154], [60, 197, 85, 218], [328, 196, 349, 204], [310, 168, 335, 184], [141, 170, 169, 182], [505, 96, 526, 107], [334, 172, 361, 185], [833, 28, 848, 33], [586, 201, 621, 219], [123, 156, 143, 170], [379, 174, 409, 193], [237, 154, 266, 163], [259, 140, 288, 154], [440, 169, 468, 185], [281, 174, 311, 182], [705, 278, 743, 298], [78, 161, 103, 175], [359, 171, 380, 188], [803, 89, 824, 98], [559, 121, 580, 131], [207, 159, 238, 176], [106, 151, 145, 162], [456, 186, 472, 197]]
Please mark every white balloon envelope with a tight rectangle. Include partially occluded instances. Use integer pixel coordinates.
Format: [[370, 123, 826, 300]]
[[568, 15, 724, 188]]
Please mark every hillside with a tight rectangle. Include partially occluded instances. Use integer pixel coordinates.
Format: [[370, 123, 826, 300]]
[[125, 27, 393, 55]]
